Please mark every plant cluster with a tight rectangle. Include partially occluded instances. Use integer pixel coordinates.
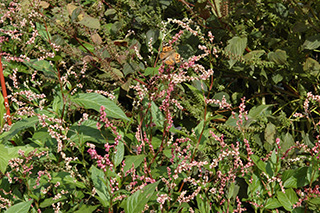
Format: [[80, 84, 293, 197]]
[[0, 0, 320, 212]]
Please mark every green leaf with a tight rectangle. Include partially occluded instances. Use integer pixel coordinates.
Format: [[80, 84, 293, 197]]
[[113, 141, 124, 167], [265, 198, 282, 209], [123, 155, 146, 173], [277, 188, 298, 211], [0, 145, 34, 173], [23, 59, 57, 79], [225, 36, 247, 68], [0, 145, 10, 173], [151, 101, 165, 129], [303, 57, 320, 76], [196, 194, 210, 212], [40, 197, 66, 208], [71, 93, 129, 121], [248, 104, 273, 118], [250, 154, 266, 173], [243, 50, 265, 60], [146, 29, 159, 45], [280, 132, 295, 154], [104, 9, 117, 16], [5, 200, 33, 213], [78, 15, 100, 29], [124, 181, 159, 213], [272, 74, 283, 84], [144, 66, 159, 76], [309, 197, 320, 205], [268, 49, 288, 65], [74, 204, 99, 213], [227, 182, 235, 200], [36, 22, 51, 41], [283, 167, 310, 188], [0, 116, 39, 142], [303, 34, 320, 50], [69, 119, 106, 144], [264, 123, 276, 151], [90, 166, 110, 207]]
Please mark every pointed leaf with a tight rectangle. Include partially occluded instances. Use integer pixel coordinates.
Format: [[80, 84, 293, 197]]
[[277, 188, 298, 211], [268, 49, 288, 65], [90, 166, 110, 207], [23, 59, 57, 78], [78, 15, 100, 29], [123, 155, 146, 173], [265, 198, 282, 209], [225, 36, 247, 68], [5, 200, 33, 213], [71, 93, 129, 121], [113, 141, 124, 167], [250, 154, 267, 173], [0, 116, 39, 142], [151, 101, 165, 128], [124, 181, 159, 213], [303, 34, 320, 50]]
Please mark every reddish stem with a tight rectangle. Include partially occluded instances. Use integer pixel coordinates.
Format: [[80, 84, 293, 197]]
[[0, 55, 16, 146]]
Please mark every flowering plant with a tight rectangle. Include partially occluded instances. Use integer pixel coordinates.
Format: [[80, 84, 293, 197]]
[[0, 0, 320, 212]]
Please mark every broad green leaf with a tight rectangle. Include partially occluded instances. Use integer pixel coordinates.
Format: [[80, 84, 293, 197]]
[[243, 50, 265, 60], [264, 123, 276, 151], [250, 154, 266, 173], [144, 66, 159, 76], [23, 59, 57, 79], [146, 29, 159, 45], [124, 181, 159, 213], [303, 34, 320, 50], [123, 62, 137, 76], [78, 42, 95, 53], [151, 101, 165, 128], [309, 197, 320, 205], [71, 93, 129, 121], [113, 141, 124, 167], [280, 132, 295, 154], [51, 171, 85, 189], [268, 49, 288, 65], [90, 166, 110, 207], [225, 36, 247, 68], [0, 146, 34, 174], [284, 167, 309, 188], [283, 167, 309, 188], [105, 9, 117, 16], [123, 155, 146, 173], [74, 204, 99, 213], [0, 144, 10, 173], [247, 173, 262, 197], [36, 22, 51, 41], [272, 74, 283, 84], [277, 188, 298, 211], [248, 104, 273, 118], [227, 182, 235, 200], [40, 197, 66, 208], [265, 198, 282, 209], [5, 200, 33, 213], [69, 119, 106, 144], [303, 57, 320, 76], [0, 116, 39, 142], [270, 150, 277, 165], [78, 15, 100, 29]]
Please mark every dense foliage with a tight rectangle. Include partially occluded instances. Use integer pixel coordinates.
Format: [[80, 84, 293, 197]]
[[1, 0, 320, 212]]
